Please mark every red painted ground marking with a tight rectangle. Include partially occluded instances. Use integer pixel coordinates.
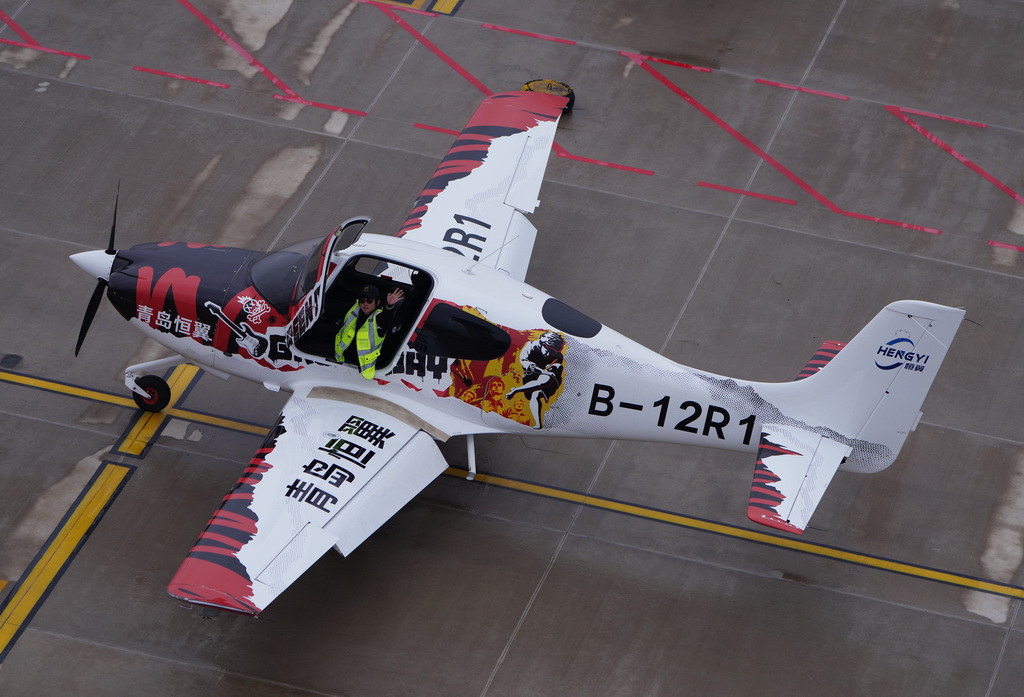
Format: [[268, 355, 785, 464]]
[[626, 52, 713, 73], [272, 94, 367, 116], [556, 150, 655, 175], [841, 211, 941, 234], [625, 53, 938, 233], [177, 0, 300, 99], [0, 37, 89, 59], [359, 0, 437, 17], [372, 17, 648, 176], [699, 182, 797, 205], [550, 143, 653, 175], [133, 66, 230, 88], [415, 123, 460, 135], [623, 52, 842, 213], [988, 240, 1024, 253], [0, 9, 39, 45], [892, 106, 986, 129], [887, 106, 1024, 206], [481, 23, 575, 45], [755, 79, 849, 101], [376, 4, 493, 96]]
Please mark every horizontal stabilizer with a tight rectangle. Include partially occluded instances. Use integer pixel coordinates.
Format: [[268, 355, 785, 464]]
[[794, 340, 846, 380], [748, 424, 851, 534]]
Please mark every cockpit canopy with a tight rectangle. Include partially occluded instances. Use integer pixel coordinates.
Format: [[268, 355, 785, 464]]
[[249, 237, 322, 314]]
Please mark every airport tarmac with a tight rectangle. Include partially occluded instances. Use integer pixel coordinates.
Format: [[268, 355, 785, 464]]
[[2, 0, 1024, 694]]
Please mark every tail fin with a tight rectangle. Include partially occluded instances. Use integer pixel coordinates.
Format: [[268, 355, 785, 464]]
[[763, 300, 964, 473], [747, 300, 963, 533]]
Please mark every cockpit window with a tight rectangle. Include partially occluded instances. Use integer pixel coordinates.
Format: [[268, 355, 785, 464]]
[[249, 237, 321, 313], [291, 253, 435, 369], [350, 255, 419, 285], [411, 303, 511, 360], [295, 236, 331, 300], [541, 297, 602, 338]]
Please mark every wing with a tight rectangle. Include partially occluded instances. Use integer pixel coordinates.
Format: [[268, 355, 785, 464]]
[[747, 424, 852, 534], [397, 91, 567, 281], [167, 390, 449, 615]]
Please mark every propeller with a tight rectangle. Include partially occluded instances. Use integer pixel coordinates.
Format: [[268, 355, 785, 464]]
[[74, 184, 119, 357]]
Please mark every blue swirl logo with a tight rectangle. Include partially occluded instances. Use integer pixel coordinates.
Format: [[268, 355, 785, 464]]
[[875, 337, 929, 371]]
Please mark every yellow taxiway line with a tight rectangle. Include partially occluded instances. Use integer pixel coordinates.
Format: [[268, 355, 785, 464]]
[[0, 462, 134, 661], [373, 0, 463, 16], [444, 468, 1024, 600], [0, 371, 135, 409], [0, 368, 266, 437], [117, 365, 201, 456], [3, 368, 1020, 605]]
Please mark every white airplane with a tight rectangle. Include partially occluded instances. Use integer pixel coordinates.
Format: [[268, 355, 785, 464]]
[[70, 89, 964, 616]]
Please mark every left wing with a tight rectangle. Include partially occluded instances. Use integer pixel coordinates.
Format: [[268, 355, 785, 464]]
[[397, 91, 567, 281], [167, 390, 449, 615], [747, 424, 852, 534]]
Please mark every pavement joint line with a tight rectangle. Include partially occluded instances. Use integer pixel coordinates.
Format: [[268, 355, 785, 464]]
[[443, 468, 1024, 601], [0, 461, 135, 663]]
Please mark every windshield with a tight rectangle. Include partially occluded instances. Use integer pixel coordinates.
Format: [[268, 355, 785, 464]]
[[249, 237, 322, 313]]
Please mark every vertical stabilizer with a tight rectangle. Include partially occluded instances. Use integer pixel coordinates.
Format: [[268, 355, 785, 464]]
[[761, 300, 964, 473]]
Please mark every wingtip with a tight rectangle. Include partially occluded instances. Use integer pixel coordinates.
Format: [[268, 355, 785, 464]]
[[168, 555, 262, 616], [748, 508, 805, 535], [168, 582, 261, 616]]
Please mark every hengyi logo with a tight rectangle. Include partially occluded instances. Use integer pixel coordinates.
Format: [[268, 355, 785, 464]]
[[875, 337, 930, 372]]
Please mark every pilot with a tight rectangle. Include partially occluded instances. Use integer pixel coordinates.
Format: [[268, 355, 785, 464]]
[[335, 284, 404, 379]]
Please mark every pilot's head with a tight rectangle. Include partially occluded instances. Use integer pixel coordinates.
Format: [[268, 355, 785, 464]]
[[357, 285, 380, 314]]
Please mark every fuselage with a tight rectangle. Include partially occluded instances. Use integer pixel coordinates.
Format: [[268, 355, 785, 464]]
[[86, 230, 854, 461]]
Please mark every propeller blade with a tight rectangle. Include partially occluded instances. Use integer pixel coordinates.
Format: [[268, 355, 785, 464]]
[[75, 279, 107, 357], [106, 181, 120, 255]]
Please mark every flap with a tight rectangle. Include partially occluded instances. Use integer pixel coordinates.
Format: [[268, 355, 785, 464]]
[[396, 91, 566, 281], [329, 430, 447, 555], [167, 394, 448, 615], [747, 424, 852, 534]]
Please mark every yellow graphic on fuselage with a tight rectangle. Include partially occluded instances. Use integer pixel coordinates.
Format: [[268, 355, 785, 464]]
[[445, 322, 566, 429]]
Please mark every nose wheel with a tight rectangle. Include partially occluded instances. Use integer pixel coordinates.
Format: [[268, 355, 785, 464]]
[[132, 375, 171, 412]]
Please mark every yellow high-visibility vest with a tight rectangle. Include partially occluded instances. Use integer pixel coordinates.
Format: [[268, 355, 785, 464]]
[[335, 304, 384, 379]]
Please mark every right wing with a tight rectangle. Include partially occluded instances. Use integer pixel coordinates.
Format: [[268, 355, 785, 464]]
[[397, 91, 567, 281], [167, 389, 449, 615]]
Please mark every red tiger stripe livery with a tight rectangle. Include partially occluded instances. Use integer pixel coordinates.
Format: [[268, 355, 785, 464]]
[[167, 420, 285, 614]]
